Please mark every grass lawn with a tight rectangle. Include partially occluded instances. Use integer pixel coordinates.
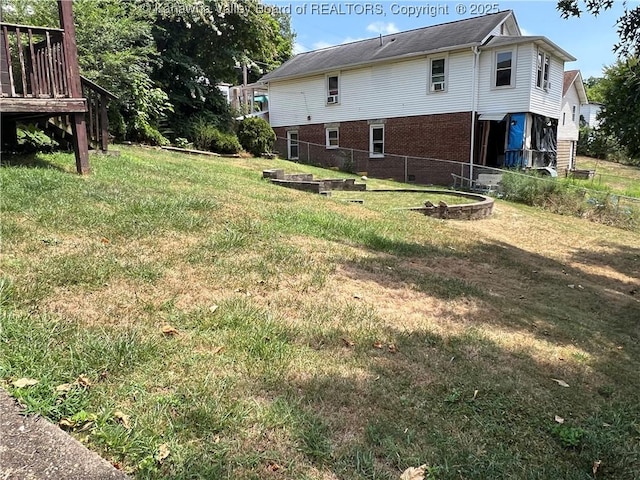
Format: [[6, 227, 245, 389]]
[[573, 156, 640, 198], [329, 190, 471, 210], [1, 147, 639, 479]]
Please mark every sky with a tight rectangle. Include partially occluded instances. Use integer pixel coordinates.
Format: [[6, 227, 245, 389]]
[[274, 0, 638, 79]]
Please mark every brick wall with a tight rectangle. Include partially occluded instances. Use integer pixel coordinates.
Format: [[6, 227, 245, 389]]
[[273, 112, 473, 186]]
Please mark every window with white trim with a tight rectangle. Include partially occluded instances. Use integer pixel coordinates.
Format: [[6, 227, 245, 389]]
[[326, 128, 339, 149], [287, 131, 299, 160], [536, 50, 551, 90], [369, 124, 384, 158], [495, 50, 513, 87], [572, 105, 577, 122], [430, 58, 446, 92], [326, 74, 339, 104]]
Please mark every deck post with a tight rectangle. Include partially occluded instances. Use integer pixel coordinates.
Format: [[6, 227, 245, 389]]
[[58, 0, 89, 174], [100, 93, 109, 152]]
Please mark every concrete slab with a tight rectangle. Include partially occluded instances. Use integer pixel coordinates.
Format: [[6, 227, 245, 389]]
[[0, 389, 129, 479]]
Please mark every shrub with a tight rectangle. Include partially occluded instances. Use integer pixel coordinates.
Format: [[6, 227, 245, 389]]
[[16, 124, 58, 152], [236, 117, 276, 157], [500, 171, 563, 206], [500, 170, 639, 230], [190, 119, 241, 154]]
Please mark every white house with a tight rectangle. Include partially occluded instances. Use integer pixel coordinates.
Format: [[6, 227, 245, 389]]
[[580, 102, 603, 128], [557, 70, 588, 171], [259, 10, 576, 185]]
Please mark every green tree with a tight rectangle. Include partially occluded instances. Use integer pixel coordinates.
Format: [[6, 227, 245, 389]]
[[597, 57, 640, 159], [583, 76, 606, 103], [557, 1, 640, 56], [149, 0, 294, 135]]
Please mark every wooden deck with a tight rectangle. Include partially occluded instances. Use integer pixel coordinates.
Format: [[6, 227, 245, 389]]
[[0, 97, 87, 114], [0, 1, 116, 174]]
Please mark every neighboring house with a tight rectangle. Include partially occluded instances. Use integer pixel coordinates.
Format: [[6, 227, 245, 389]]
[[580, 102, 603, 128], [259, 10, 576, 185], [557, 70, 588, 171]]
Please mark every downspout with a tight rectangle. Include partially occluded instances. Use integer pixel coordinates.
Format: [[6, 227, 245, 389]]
[[469, 46, 481, 181]]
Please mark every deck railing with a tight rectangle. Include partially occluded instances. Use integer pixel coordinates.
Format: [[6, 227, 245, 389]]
[[1, 22, 73, 98]]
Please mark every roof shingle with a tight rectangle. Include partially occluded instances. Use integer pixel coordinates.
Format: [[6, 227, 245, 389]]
[[260, 11, 514, 82]]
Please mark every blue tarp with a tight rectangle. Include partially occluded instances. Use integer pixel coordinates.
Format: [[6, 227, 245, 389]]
[[504, 113, 526, 168]]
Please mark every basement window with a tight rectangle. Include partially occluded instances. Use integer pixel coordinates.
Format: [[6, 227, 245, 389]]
[[369, 124, 384, 158], [326, 128, 339, 149]]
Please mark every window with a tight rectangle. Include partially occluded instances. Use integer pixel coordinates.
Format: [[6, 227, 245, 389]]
[[572, 105, 577, 122], [536, 50, 551, 90], [495, 51, 513, 87], [562, 112, 566, 126], [287, 131, 299, 159], [430, 58, 446, 92], [326, 128, 339, 149], [327, 74, 339, 104], [369, 125, 384, 158]]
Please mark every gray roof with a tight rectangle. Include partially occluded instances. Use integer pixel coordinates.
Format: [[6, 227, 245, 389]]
[[261, 10, 514, 82]]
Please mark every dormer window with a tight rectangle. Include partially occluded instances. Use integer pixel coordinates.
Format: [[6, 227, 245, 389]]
[[327, 74, 339, 104]]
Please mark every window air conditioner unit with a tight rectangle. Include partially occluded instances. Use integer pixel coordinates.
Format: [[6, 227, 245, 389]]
[[327, 95, 338, 104], [432, 82, 445, 92], [543, 80, 551, 91]]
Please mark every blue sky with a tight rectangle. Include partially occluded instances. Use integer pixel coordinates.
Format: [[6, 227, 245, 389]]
[[279, 1, 637, 79]]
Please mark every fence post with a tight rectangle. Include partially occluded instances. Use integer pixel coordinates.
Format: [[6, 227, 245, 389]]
[[307, 141, 310, 164], [404, 156, 408, 183]]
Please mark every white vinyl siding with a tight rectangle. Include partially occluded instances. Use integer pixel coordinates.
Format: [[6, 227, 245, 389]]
[[558, 82, 581, 141], [268, 51, 475, 127], [268, 41, 565, 128], [476, 44, 531, 113], [528, 43, 564, 118]]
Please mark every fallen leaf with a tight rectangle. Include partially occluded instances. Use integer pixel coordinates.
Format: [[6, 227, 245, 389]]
[[372, 341, 384, 349], [12, 378, 39, 388], [76, 375, 92, 388], [567, 284, 575, 289], [473, 389, 479, 400], [59, 418, 75, 428], [551, 378, 570, 388], [211, 346, 224, 355], [155, 443, 170, 463], [161, 325, 179, 336], [554, 415, 565, 424], [341, 338, 355, 347], [602, 422, 611, 427], [266, 461, 283, 472], [592, 460, 601, 475], [55, 383, 74, 394], [100, 237, 110, 244], [577, 284, 584, 290], [353, 294, 362, 299], [388, 343, 398, 354], [209, 304, 219, 313], [113, 410, 131, 430], [400, 464, 427, 480]]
